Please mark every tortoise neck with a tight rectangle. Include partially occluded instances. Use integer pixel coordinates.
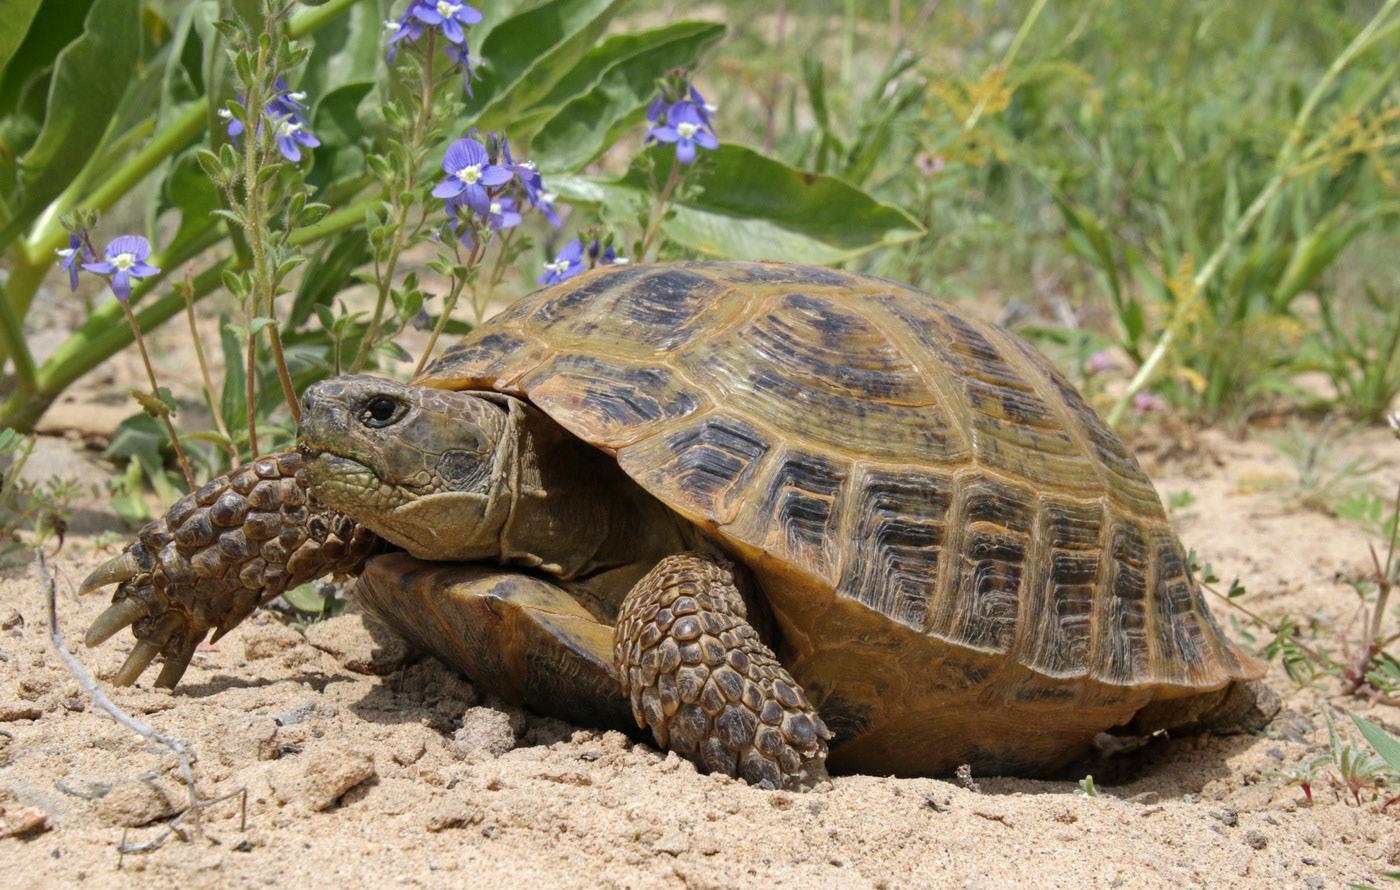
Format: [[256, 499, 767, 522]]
[[494, 398, 691, 582]]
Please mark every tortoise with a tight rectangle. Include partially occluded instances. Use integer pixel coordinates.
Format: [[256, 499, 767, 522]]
[[82, 260, 1272, 790]]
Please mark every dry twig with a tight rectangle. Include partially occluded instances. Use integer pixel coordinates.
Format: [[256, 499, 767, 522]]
[[38, 549, 245, 858]]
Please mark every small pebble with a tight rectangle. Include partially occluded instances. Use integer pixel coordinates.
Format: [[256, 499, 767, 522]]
[[1244, 830, 1268, 850]]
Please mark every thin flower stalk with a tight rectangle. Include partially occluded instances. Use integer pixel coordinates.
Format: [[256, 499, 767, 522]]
[[236, 42, 302, 424], [352, 32, 439, 374], [181, 271, 239, 464], [120, 300, 195, 491]]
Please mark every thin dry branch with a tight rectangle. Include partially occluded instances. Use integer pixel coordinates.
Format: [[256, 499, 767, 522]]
[[38, 549, 245, 858]]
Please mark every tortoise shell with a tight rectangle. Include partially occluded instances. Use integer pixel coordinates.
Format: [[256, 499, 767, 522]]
[[417, 260, 1262, 775]]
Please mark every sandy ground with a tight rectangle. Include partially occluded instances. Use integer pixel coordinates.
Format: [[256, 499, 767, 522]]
[[0, 420, 1394, 890]]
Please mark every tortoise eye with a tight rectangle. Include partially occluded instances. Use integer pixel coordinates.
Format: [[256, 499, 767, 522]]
[[360, 396, 402, 428]]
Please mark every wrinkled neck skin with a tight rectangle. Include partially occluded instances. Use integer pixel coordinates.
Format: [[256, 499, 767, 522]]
[[495, 399, 695, 581], [301, 382, 692, 584]]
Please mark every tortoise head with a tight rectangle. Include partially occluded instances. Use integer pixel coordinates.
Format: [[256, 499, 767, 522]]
[[297, 375, 512, 561]]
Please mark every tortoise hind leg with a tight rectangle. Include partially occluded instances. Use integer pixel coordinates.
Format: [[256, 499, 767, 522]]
[[614, 553, 831, 790], [355, 553, 633, 730], [1130, 679, 1280, 736]]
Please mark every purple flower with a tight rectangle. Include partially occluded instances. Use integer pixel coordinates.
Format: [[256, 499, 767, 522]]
[[384, 11, 425, 62], [273, 114, 320, 162], [1087, 351, 1113, 374], [499, 138, 542, 198], [432, 136, 512, 214], [486, 196, 522, 231], [223, 78, 317, 162], [539, 240, 585, 286], [1133, 392, 1167, 415], [532, 189, 562, 227], [587, 239, 627, 267], [412, 0, 482, 45], [444, 41, 478, 93], [81, 235, 160, 302], [55, 233, 93, 292], [650, 101, 718, 164]]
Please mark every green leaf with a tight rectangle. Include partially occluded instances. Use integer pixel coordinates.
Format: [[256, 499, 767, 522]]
[[105, 413, 182, 504], [1350, 714, 1400, 774], [11, 0, 141, 232], [282, 582, 329, 613], [530, 21, 725, 173], [551, 145, 924, 264], [299, 0, 380, 102], [0, 1, 43, 80], [307, 81, 372, 191], [469, 0, 626, 134], [219, 314, 248, 440]]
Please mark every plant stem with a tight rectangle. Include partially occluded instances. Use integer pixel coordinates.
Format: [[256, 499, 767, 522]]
[[121, 301, 195, 492], [0, 279, 37, 396], [1106, 0, 1400, 425], [245, 332, 260, 459], [478, 228, 516, 321], [962, 0, 1048, 134], [183, 274, 238, 464], [352, 33, 437, 374], [640, 162, 683, 260], [413, 272, 471, 379]]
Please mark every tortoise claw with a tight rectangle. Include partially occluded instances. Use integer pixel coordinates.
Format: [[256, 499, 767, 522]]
[[112, 639, 163, 686], [154, 635, 202, 689], [80, 552, 140, 596], [84, 598, 150, 648]]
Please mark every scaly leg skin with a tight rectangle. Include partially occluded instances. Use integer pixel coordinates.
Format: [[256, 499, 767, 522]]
[[81, 450, 380, 688], [614, 553, 831, 791]]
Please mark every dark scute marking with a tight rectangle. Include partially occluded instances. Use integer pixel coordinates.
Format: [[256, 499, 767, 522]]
[[803, 683, 872, 748], [571, 268, 723, 351], [941, 477, 1036, 653], [1025, 500, 1105, 675], [677, 292, 960, 462], [837, 469, 951, 630], [423, 330, 527, 379], [1099, 521, 1151, 682], [1151, 532, 1208, 677], [529, 264, 650, 329], [1043, 500, 1103, 550], [660, 414, 771, 509], [962, 479, 1036, 536], [755, 452, 846, 574], [532, 355, 700, 439]]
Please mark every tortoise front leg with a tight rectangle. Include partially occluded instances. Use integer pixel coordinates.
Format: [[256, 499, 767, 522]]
[[614, 553, 831, 790], [81, 450, 380, 688]]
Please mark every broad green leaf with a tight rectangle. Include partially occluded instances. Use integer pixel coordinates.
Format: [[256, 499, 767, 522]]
[[105, 413, 183, 503], [469, 0, 625, 134], [1350, 714, 1400, 773], [0, 1, 42, 81], [11, 0, 141, 235], [282, 582, 330, 614], [289, 232, 371, 329], [307, 81, 373, 191], [531, 22, 725, 173], [551, 145, 924, 264], [301, 0, 381, 103], [219, 314, 248, 441]]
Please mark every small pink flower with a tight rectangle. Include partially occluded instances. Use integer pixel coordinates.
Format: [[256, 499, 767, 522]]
[[1133, 392, 1167, 415], [1087, 351, 1113, 374], [916, 153, 945, 177]]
